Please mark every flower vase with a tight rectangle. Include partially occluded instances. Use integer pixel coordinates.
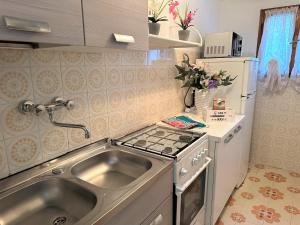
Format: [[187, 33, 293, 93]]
[[148, 23, 161, 35], [178, 30, 190, 41]]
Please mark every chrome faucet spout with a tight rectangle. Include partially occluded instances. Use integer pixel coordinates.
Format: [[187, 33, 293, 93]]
[[48, 110, 91, 139]]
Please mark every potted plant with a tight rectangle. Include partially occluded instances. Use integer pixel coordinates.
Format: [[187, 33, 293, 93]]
[[169, 0, 197, 41], [148, 0, 171, 35], [175, 53, 236, 111]]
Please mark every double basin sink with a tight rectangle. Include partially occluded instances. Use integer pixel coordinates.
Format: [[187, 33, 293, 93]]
[[0, 142, 170, 225]]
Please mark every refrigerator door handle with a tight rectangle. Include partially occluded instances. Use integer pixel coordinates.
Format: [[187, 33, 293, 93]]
[[241, 95, 250, 99]]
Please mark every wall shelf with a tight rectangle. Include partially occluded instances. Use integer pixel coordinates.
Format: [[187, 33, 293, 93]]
[[149, 34, 202, 49]]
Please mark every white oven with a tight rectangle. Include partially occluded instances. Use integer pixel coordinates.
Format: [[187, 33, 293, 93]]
[[175, 157, 211, 225]]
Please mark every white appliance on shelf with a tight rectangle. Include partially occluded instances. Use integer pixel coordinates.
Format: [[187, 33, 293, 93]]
[[204, 32, 243, 58]]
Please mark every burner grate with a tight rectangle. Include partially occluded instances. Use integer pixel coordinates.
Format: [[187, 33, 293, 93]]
[[115, 125, 205, 157]]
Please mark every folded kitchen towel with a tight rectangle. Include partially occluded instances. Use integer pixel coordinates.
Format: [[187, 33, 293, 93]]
[[163, 116, 206, 129]]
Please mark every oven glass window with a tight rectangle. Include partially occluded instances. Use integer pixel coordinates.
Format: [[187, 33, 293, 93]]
[[180, 169, 206, 225]]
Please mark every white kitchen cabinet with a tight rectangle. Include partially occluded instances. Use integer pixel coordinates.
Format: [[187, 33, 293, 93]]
[[82, 0, 148, 51], [208, 119, 244, 225], [0, 0, 84, 46]]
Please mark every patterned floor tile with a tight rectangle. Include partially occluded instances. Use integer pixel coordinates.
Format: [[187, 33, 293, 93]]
[[217, 164, 300, 225]]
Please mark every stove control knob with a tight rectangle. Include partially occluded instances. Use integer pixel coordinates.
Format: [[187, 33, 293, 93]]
[[204, 148, 209, 156], [192, 157, 198, 166], [197, 153, 204, 163], [197, 153, 202, 160], [180, 168, 188, 176]]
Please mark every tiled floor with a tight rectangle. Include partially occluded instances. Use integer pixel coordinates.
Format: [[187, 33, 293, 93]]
[[217, 164, 300, 225]]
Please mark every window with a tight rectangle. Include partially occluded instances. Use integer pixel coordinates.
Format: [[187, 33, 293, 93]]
[[256, 5, 300, 78], [292, 28, 300, 77]]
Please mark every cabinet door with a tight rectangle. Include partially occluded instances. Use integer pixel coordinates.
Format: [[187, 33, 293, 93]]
[[213, 132, 240, 224], [83, 0, 148, 51], [0, 0, 84, 45], [141, 196, 172, 225]]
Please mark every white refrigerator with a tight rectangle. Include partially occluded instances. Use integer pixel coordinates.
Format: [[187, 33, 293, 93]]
[[196, 57, 259, 187]]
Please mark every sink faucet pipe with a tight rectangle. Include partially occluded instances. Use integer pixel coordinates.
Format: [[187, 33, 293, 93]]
[[47, 110, 91, 139]]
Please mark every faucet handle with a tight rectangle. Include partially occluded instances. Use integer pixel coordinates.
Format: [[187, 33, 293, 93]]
[[66, 100, 75, 110], [19, 100, 35, 114], [53, 97, 66, 105]]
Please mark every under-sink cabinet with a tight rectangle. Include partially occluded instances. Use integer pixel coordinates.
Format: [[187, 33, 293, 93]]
[[82, 0, 148, 50], [0, 0, 84, 46], [104, 167, 173, 225]]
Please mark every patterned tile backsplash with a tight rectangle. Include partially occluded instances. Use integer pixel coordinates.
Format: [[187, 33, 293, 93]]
[[250, 82, 300, 172], [0, 48, 183, 178]]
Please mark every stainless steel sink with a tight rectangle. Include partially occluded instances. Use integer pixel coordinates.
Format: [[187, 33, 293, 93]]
[[0, 141, 171, 225], [71, 150, 152, 188], [0, 178, 97, 225]]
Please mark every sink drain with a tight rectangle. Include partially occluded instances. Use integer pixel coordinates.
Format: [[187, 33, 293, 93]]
[[53, 217, 67, 225]]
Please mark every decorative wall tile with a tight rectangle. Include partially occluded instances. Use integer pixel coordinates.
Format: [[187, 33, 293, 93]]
[[250, 83, 300, 172], [30, 50, 60, 66], [122, 66, 137, 86], [136, 66, 149, 85], [105, 51, 122, 65], [148, 66, 160, 84], [121, 51, 147, 66], [60, 51, 84, 66], [85, 52, 105, 66], [61, 67, 87, 94], [40, 126, 68, 161], [106, 67, 123, 88], [5, 134, 42, 174], [86, 66, 106, 91], [0, 125, 3, 141], [0, 67, 33, 104], [88, 91, 107, 117], [0, 104, 38, 139], [65, 93, 89, 121], [107, 88, 124, 112], [31, 67, 63, 102], [0, 49, 29, 66], [90, 115, 109, 141], [0, 141, 9, 179], [0, 48, 184, 178], [123, 88, 137, 110], [108, 111, 126, 138]]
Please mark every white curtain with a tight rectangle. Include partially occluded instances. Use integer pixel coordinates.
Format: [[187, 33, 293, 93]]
[[291, 31, 300, 92], [258, 6, 298, 91]]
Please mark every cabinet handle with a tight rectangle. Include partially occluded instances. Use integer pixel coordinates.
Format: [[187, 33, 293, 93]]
[[149, 214, 163, 225], [113, 33, 135, 43], [224, 134, 234, 144], [234, 125, 242, 134], [3, 16, 51, 33]]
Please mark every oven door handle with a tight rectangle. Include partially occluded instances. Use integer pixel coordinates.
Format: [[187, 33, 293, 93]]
[[176, 157, 212, 194]]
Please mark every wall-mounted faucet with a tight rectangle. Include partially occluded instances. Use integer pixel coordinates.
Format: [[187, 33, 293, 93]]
[[19, 97, 91, 139]]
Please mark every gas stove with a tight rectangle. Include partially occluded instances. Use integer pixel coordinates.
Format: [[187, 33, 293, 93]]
[[112, 124, 210, 225], [112, 124, 206, 159]]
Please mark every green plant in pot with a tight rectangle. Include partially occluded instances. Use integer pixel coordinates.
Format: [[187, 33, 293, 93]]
[[169, 0, 197, 41], [175, 53, 236, 108], [148, 0, 171, 35]]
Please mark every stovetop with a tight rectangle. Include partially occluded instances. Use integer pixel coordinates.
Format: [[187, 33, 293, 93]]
[[113, 125, 206, 158]]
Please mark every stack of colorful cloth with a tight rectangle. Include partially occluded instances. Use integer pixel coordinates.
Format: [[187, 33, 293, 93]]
[[163, 116, 206, 129]]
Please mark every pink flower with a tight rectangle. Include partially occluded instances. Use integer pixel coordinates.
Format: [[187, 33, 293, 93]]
[[169, 1, 179, 14]]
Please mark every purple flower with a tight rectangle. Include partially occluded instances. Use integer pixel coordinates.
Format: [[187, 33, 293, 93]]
[[208, 80, 218, 89]]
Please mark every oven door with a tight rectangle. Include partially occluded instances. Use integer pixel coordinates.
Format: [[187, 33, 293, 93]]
[[175, 158, 211, 225]]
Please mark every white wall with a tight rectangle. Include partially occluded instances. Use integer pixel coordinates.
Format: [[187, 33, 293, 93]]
[[218, 0, 299, 56]]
